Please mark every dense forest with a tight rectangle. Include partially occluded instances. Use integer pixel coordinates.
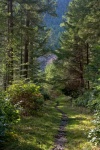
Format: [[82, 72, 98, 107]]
[[0, 0, 100, 150]]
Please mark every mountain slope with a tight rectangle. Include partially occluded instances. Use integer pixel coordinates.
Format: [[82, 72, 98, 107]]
[[39, 0, 71, 70], [44, 0, 70, 49]]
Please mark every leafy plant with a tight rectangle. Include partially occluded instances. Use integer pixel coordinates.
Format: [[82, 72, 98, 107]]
[[88, 87, 100, 111], [74, 91, 91, 107], [88, 108, 100, 146], [6, 80, 44, 116], [88, 84, 100, 146], [0, 91, 19, 144], [41, 89, 51, 101]]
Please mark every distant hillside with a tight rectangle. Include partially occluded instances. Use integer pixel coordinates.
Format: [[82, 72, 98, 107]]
[[44, 0, 70, 49], [38, 54, 57, 70], [39, 0, 70, 70]]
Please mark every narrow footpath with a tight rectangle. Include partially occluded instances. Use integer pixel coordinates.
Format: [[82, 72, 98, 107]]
[[52, 105, 68, 150]]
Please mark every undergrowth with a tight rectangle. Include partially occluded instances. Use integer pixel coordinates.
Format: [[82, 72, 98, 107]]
[[3, 95, 100, 150], [56, 95, 100, 150], [3, 100, 61, 150]]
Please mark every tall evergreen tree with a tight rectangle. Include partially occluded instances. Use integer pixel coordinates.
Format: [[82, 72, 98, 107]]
[[54, 0, 100, 94], [0, 0, 56, 89]]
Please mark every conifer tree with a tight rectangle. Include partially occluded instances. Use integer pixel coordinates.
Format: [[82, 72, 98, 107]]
[[0, 0, 56, 89], [55, 0, 100, 94]]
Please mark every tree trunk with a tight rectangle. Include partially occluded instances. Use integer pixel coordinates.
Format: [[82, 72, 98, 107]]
[[86, 43, 90, 89], [29, 41, 34, 80], [80, 60, 84, 88], [20, 7, 23, 77], [24, 11, 30, 78], [4, 0, 13, 90], [79, 48, 84, 93]]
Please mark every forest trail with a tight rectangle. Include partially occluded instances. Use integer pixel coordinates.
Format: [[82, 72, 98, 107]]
[[52, 104, 68, 150]]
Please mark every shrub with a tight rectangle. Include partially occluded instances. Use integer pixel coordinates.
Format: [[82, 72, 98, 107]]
[[0, 91, 19, 144], [88, 84, 100, 146], [88, 88, 100, 111], [41, 89, 51, 100], [74, 91, 91, 107], [88, 107, 100, 146], [6, 80, 44, 116]]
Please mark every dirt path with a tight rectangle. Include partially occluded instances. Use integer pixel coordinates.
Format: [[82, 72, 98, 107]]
[[52, 105, 68, 150]]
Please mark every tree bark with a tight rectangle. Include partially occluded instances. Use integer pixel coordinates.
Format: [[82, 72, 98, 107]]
[[24, 11, 30, 78], [86, 43, 90, 89], [4, 0, 13, 90]]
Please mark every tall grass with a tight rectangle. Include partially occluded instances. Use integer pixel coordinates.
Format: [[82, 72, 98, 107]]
[[3, 95, 100, 150], [56, 95, 100, 150], [4, 100, 61, 150]]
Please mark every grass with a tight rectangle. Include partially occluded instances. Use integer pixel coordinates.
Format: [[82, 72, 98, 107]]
[[3, 95, 100, 150], [56, 95, 100, 150], [4, 100, 62, 150]]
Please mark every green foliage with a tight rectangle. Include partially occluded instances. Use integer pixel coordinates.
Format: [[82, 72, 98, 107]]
[[88, 108, 100, 146], [74, 81, 100, 146], [0, 0, 57, 89], [85, 45, 100, 85], [6, 81, 44, 116], [87, 81, 100, 109], [74, 91, 92, 107], [3, 97, 62, 150], [54, 95, 96, 150], [41, 89, 51, 101], [0, 91, 19, 143], [56, 0, 100, 95], [74, 84, 100, 110], [87, 83, 100, 146], [74, 96, 88, 107]]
